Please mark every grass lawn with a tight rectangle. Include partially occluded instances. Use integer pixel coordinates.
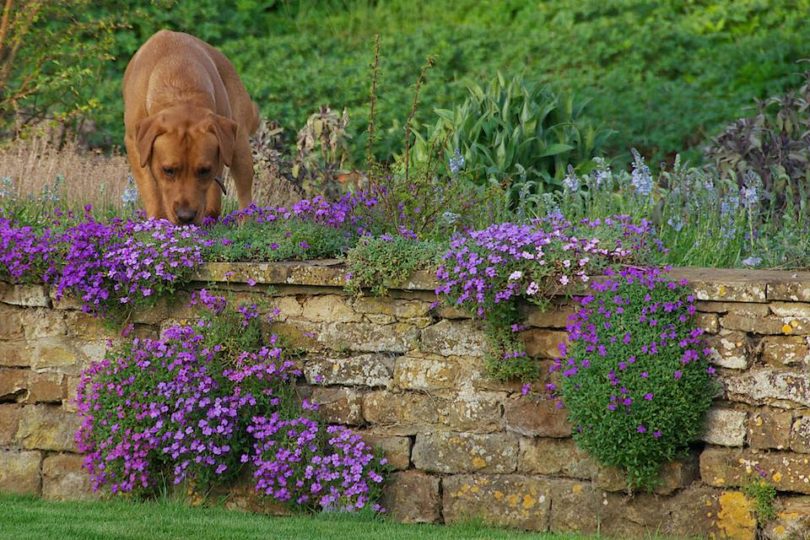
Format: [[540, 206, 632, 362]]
[[0, 494, 598, 540]]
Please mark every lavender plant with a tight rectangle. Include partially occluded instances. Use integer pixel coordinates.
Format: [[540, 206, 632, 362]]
[[552, 267, 715, 491]]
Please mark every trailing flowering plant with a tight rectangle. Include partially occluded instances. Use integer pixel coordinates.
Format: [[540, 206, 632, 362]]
[[552, 267, 715, 491], [75, 291, 388, 510], [435, 215, 658, 380]]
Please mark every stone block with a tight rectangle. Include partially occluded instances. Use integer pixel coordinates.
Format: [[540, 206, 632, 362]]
[[705, 330, 750, 369], [310, 387, 363, 425], [420, 319, 486, 357], [30, 338, 81, 372], [518, 437, 596, 478], [21, 309, 67, 339], [304, 353, 393, 388], [362, 391, 440, 434], [768, 281, 810, 302], [0, 284, 50, 307], [301, 295, 361, 323], [64, 312, 117, 340], [724, 369, 810, 408], [721, 314, 790, 335], [381, 471, 440, 523], [392, 355, 459, 391], [764, 496, 810, 540], [691, 280, 766, 303], [412, 432, 517, 474], [25, 372, 65, 404], [521, 303, 575, 329], [504, 397, 571, 438], [771, 302, 810, 318], [443, 391, 505, 433], [0, 305, 24, 339], [42, 453, 96, 501], [0, 404, 22, 445], [359, 433, 411, 470], [271, 296, 303, 321], [0, 341, 31, 367], [701, 408, 747, 447], [318, 322, 419, 354], [520, 329, 567, 358], [0, 368, 26, 402], [698, 301, 770, 317], [442, 474, 551, 531], [696, 313, 719, 334], [748, 409, 793, 450], [17, 405, 82, 451], [790, 417, 810, 454], [700, 447, 810, 494], [352, 297, 431, 319], [762, 336, 810, 368], [0, 449, 41, 495]]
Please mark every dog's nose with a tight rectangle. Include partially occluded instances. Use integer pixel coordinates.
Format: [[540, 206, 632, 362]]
[[175, 207, 197, 224]]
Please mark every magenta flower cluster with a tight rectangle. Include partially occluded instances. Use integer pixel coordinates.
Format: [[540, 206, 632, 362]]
[[75, 292, 387, 510], [436, 215, 656, 317], [552, 266, 715, 490]]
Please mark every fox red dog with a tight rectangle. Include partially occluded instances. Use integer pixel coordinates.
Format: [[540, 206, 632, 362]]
[[123, 30, 259, 224]]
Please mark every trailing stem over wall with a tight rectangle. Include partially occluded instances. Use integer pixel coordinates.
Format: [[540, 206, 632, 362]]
[[2, 263, 810, 538]]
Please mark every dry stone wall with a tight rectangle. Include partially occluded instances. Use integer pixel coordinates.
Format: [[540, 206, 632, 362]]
[[3, 262, 810, 538]]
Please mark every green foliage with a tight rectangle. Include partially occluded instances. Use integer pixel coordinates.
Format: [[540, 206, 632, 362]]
[[559, 269, 715, 491], [410, 73, 610, 207], [205, 219, 354, 262], [344, 236, 444, 296], [0, 1, 120, 138], [706, 71, 810, 214], [742, 478, 777, 525], [40, 0, 810, 164]]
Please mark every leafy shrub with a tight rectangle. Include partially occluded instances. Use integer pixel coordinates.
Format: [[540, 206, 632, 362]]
[[76, 291, 388, 510], [554, 267, 715, 491], [706, 71, 810, 214], [436, 215, 657, 380], [410, 73, 610, 208], [743, 477, 777, 525], [345, 236, 445, 296]]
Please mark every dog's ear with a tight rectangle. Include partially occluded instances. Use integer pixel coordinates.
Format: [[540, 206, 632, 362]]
[[135, 115, 165, 168], [210, 114, 238, 167]]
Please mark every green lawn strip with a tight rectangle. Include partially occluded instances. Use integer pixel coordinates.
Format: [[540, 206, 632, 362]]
[[0, 494, 594, 540]]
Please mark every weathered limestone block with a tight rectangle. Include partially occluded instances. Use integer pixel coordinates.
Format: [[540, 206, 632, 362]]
[[362, 391, 440, 434], [42, 453, 96, 501], [698, 301, 770, 317], [764, 496, 810, 540], [790, 417, 810, 453], [49, 289, 83, 310], [381, 471, 441, 523], [0, 340, 31, 367], [420, 319, 486, 357], [318, 322, 419, 353], [701, 408, 747, 447], [300, 295, 361, 323], [310, 387, 363, 425], [442, 474, 551, 531], [0, 284, 50, 307], [700, 447, 810, 494], [24, 372, 64, 404], [0, 305, 24, 339], [724, 369, 810, 408], [0, 368, 26, 401], [521, 303, 575, 329], [359, 433, 411, 470], [713, 491, 758, 540], [748, 409, 793, 450], [518, 437, 596, 478], [762, 336, 810, 368], [0, 404, 22, 445], [696, 312, 719, 334], [434, 304, 470, 320], [691, 279, 766, 303], [769, 281, 810, 302], [64, 311, 118, 340], [504, 397, 571, 438], [268, 320, 322, 351], [352, 297, 431, 319], [304, 353, 393, 388], [0, 449, 41, 495], [721, 314, 793, 335], [30, 338, 81, 372], [705, 330, 750, 369], [21, 309, 68, 340], [271, 296, 303, 320], [392, 355, 459, 391], [771, 302, 810, 319], [547, 479, 604, 533], [443, 390, 505, 433], [521, 329, 567, 358], [16, 405, 82, 451], [286, 262, 346, 287], [411, 432, 518, 474]]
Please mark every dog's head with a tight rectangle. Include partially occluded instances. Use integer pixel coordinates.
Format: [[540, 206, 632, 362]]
[[135, 105, 237, 225]]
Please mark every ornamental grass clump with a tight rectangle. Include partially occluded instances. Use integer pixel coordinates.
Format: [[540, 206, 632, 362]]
[[436, 215, 656, 380], [553, 267, 715, 491], [76, 291, 388, 511]]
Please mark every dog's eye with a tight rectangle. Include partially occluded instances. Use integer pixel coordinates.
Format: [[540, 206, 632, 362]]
[[197, 167, 211, 178], [162, 166, 176, 177]]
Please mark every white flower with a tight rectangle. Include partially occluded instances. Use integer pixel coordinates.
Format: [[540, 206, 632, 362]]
[[526, 281, 539, 295], [559, 275, 570, 285], [741, 256, 762, 267], [508, 271, 523, 281]]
